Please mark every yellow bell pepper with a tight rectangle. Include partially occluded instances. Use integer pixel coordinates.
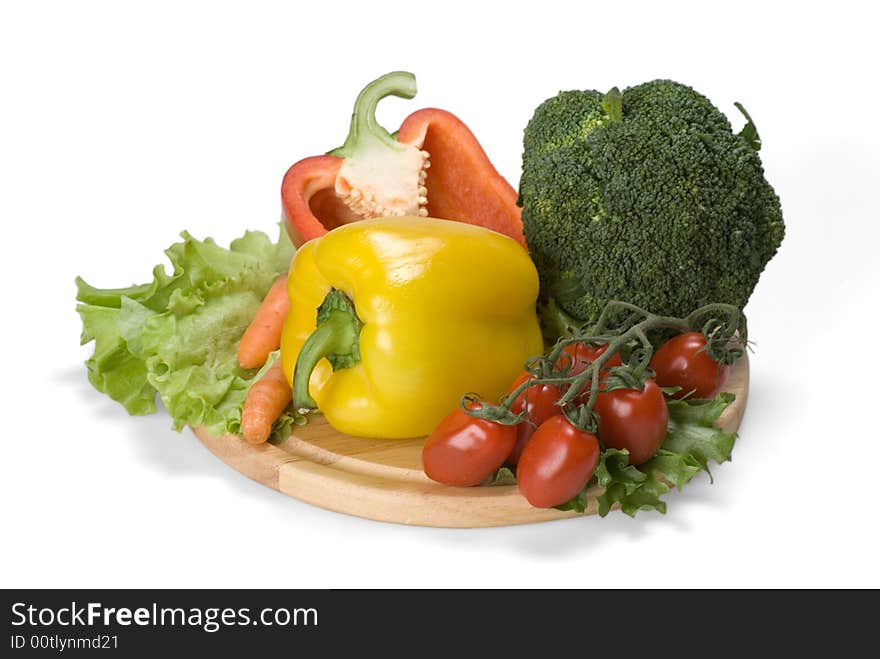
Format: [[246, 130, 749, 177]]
[[280, 216, 543, 438]]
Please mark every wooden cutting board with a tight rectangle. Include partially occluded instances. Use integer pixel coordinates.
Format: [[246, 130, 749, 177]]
[[194, 355, 748, 528]]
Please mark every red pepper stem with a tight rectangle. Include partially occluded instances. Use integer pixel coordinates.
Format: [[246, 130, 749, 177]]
[[328, 71, 417, 158]]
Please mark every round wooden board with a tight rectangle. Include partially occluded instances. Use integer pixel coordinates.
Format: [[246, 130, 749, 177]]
[[194, 355, 749, 528]]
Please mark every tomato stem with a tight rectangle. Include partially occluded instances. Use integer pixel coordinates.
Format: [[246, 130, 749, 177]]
[[465, 301, 747, 430]]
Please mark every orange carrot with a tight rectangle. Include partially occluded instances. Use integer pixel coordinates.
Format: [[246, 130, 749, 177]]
[[241, 360, 292, 444], [238, 276, 290, 369]]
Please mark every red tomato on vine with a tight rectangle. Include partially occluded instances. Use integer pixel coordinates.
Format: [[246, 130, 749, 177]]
[[650, 332, 730, 399], [422, 403, 516, 487], [506, 372, 563, 465], [516, 415, 601, 508], [593, 379, 668, 466], [558, 342, 623, 377]]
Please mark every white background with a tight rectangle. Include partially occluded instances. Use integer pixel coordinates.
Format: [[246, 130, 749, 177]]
[[2, 0, 878, 588]]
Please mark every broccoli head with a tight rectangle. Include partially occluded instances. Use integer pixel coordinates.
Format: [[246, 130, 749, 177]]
[[519, 79, 784, 333]]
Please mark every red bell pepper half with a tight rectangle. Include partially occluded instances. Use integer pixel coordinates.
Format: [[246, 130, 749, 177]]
[[280, 71, 525, 247]]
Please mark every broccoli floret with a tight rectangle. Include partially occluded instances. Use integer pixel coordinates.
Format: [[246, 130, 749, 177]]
[[520, 79, 785, 333]]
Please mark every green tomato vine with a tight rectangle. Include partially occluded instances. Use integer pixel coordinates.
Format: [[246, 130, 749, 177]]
[[465, 301, 748, 432]]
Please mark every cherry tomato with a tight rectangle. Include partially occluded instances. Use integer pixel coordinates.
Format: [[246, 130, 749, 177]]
[[556, 343, 623, 404], [506, 372, 563, 465], [516, 415, 601, 508], [557, 342, 622, 377], [422, 403, 516, 487], [593, 379, 668, 466], [650, 332, 730, 399]]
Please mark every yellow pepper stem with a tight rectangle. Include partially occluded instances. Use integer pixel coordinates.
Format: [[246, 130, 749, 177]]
[[292, 290, 362, 411]]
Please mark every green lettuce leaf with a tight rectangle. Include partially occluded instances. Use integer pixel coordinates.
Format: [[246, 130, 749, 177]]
[[78, 303, 156, 415], [76, 225, 302, 440], [486, 466, 517, 486], [661, 393, 737, 478], [593, 448, 655, 516]]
